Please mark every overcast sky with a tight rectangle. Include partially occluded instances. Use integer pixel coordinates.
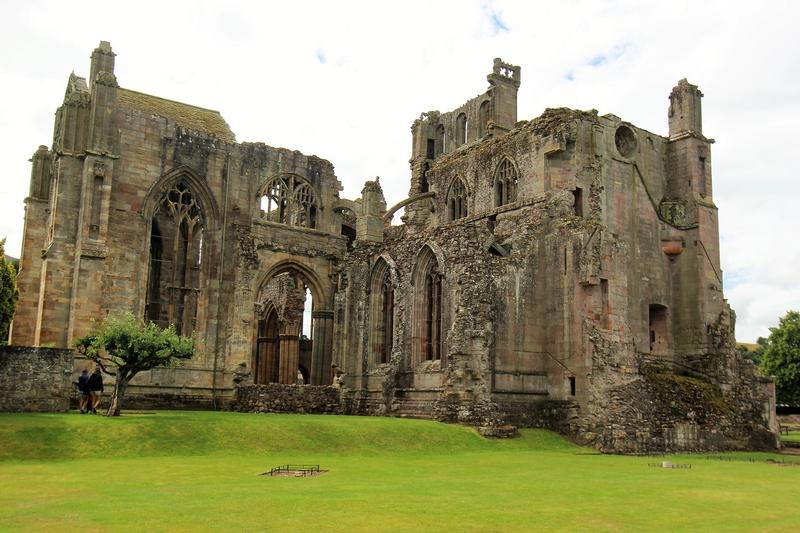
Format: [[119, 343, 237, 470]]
[[0, 0, 798, 342]]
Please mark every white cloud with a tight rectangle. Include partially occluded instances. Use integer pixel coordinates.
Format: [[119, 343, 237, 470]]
[[0, 0, 797, 341]]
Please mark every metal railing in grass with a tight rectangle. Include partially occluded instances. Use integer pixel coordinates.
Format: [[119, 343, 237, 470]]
[[264, 464, 321, 477]]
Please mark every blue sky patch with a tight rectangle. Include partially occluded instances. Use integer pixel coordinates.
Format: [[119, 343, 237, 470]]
[[483, 3, 510, 34], [586, 43, 630, 68], [724, 268, 751, 290], [316, 49, 326, 64]]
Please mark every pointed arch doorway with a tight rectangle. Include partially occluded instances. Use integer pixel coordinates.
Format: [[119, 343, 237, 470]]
[[253, 263, 334, 385]]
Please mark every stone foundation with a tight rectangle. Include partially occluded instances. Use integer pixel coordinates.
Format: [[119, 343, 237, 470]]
[[584, 368, 779, 453], [0, 346, 74, 412], [232, 384, 341, 414]]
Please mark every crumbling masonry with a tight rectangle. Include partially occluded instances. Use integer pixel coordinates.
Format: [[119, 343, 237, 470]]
[[11, 43, 778, 452]]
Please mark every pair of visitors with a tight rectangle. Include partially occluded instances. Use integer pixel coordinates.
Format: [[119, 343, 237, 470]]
[[87, 368, 104, 414], [77, 369, 91, 413]]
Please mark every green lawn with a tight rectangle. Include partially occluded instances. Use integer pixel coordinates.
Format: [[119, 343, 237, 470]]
[[1, 411, 799, 532], [783, 430, 800, 443]]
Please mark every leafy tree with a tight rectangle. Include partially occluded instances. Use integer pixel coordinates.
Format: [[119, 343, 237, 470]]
[[759, 311, 800, 406], [737, 337, 768, 366], [0, 238, 19, 344], [75, 312, 196, 416]]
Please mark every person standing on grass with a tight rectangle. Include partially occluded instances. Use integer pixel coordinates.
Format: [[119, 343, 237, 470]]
[[87, 367, 103, 414], [77, 369, 91, 414]]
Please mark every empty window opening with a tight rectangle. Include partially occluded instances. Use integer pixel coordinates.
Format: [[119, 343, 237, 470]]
[[494, 158, 518, 207], [614, 125, 638, 158], [649, 304, 668, 356], [478, 100, 490, 138], [434, 124, 445, 157], [145, 181, 204, 335], [370, 260, 395, 366], [569, 376, 576, 396], [601, 278, 610, 329], [426, 139, 435, 160], [380, 273, 394, 363], [488, 242, 508, 257], [413, 247, 444, 365], [456, 113, 467, 146], [573, 187, 583, 217], [259, 174, 318, 229], [447, 178, 468, 221], [302, 286, 313, 339], [341, 224, 356, 249], [420, 163, 430, 193], [424, 268, 443, 360]]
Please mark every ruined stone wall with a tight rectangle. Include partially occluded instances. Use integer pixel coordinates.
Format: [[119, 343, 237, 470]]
[[0, 347, 74, 412], [12, 43, 350, 408], [336, 102, 778, 452], [11, 46, 777, 452], [232, 384, 341, 414]]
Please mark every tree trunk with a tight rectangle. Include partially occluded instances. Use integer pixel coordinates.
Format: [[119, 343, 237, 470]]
[[105, 371, 132, 416]]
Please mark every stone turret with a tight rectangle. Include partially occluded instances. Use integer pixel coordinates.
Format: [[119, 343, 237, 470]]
[[486, 57, 521, 134], [665, 79, 722, 361], [356, 178, 386, 243], [28, 145, 51, 201], [88, 41, 118, 155], [668, 78, 703, 139]]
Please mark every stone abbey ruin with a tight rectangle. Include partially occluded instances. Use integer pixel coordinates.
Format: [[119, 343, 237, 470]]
[[8, 42, 779, 452]]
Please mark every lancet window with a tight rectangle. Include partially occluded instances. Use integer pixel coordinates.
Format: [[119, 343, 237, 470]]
[[412, 246, 444, 364], [494, 158, 518, 207], [370, 259, 395, 365], [447, 178, 468, 221]]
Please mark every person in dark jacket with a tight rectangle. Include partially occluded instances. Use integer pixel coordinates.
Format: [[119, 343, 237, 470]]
[[87, 368, 104, 414], [77, 369, 90, 414]]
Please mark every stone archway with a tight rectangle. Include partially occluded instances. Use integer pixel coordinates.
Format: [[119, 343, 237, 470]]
[[253, 263, 334, 385]]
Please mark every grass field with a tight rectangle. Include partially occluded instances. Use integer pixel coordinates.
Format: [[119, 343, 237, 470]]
[[783, 431, 800, 443], [1, 411, 799, 532]]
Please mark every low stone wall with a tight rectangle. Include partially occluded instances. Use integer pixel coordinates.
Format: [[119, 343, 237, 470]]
[[494, 397, 581, 433], [232, 384, 342, 414], [0, 346, 74, 412], [586, 370, 779, 453]]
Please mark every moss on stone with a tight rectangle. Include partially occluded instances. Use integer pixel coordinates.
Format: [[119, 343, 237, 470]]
[[117, 88, 235, 143], [644, 372, 734, 417]]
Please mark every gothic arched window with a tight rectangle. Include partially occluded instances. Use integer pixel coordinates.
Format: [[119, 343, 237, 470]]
[[494, 158, 518, 207], [478, 100, 490, 138], [456, 113, 467, 146], [146, 180, 204, 335], [370, 259, 395, 365], [412, 246, 444, 364], [447, 178, 468, 221], [259, 174, 318, 229], [434, 124, 445, 158]]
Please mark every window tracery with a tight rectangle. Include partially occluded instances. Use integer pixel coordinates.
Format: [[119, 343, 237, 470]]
[[259, 174, 318, 229], [145, 180, 204, 335], [412, 246, 444, 364], [369, 259, 395, 365], [494, 158, 518, 207], [447, 178, 468, 221]]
